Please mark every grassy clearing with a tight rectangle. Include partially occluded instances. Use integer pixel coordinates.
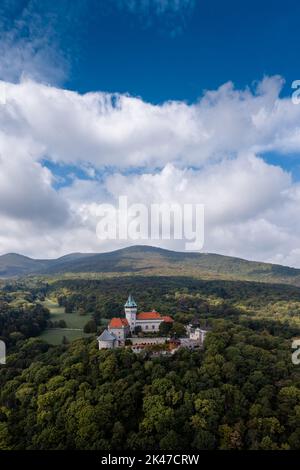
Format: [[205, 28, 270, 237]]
[[39, 328, 92, 345], [42, 297, 92, 328], [39, 297, 97, 345]]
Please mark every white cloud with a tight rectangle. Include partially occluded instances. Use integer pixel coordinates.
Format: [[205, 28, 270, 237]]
[[1, 75, 300, 170], [1, 76, 300, 266], [102, 157, 300, 264], [0, 133, 69, 225]]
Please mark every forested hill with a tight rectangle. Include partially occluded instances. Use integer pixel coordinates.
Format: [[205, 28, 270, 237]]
[[0, 245, 300, 286]]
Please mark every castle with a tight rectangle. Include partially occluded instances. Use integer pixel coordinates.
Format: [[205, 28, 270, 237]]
[[97, 294, 174, 349]]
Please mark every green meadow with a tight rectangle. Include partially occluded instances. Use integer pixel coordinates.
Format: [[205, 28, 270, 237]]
[[39, 328, 92, 345], [39, 297, 97, 345]]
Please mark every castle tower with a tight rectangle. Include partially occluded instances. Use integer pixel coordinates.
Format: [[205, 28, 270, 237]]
[[124, 293, 137, 333]]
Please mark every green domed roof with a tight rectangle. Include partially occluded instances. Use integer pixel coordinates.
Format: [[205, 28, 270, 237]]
[[125, 293, 137, 308]]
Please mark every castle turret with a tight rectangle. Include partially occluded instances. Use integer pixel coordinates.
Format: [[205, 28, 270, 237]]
[[125, 293, 137, 333]]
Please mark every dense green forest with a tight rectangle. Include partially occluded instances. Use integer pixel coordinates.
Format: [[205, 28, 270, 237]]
[[49, 276, 300, 335], [0, 304, 49, 347], [0, 274, 300, 450]]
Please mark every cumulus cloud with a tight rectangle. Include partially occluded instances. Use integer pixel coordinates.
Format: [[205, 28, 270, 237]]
[[1, 75, 300, 170], [102, 157, 300, 263], [0, 136, 69, 225], [1, 76, 300, 266], [106, 155, 290, 224]]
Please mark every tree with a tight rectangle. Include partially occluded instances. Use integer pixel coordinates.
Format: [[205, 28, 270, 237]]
[[83, 320, 97, 333], [219, 423, 243, 449], [62, 336, 69, 345], [159, 321, 172, 336], [170, 322, 186, 338], [0, 422, 11, 450]]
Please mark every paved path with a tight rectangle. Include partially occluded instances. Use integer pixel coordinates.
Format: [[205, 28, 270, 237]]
[[48, 327, 83, 331]]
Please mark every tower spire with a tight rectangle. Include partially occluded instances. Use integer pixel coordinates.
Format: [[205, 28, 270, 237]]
[[124, 293, 137, 308], [124, 293, 137, 333]]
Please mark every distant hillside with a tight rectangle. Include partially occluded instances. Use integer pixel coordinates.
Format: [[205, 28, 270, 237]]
[[0, 252, 93, 277], [1, 245, 300, 286], [0, 253, 48, 277]]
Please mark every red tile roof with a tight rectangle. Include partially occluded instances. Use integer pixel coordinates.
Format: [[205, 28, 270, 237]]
[[161, 315, 174, 323], [109, 317, 129, 329], [109, 311, 173, 327], [137, 310, 162, 320]]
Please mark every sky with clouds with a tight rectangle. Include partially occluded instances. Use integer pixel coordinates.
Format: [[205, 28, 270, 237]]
[[1, 0, 300, 266]]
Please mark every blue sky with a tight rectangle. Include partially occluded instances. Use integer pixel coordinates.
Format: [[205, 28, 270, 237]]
[[67, 0, 300, 103], [1, 0, 300, 102], [1, 0, 300, 265]]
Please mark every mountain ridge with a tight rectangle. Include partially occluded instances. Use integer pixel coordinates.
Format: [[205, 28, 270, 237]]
[[1, 245, 300, 287]]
